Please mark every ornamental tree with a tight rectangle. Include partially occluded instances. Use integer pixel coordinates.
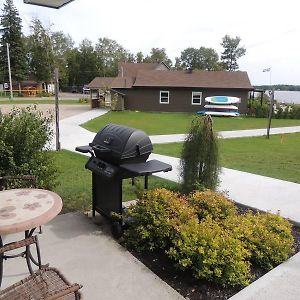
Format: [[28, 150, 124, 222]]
[[180, 115, 220, 193]]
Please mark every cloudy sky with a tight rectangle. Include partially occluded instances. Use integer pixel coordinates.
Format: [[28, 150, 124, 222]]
[[11, 0, 300, 85]]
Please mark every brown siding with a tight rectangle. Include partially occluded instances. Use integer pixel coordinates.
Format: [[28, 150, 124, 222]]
[[115, 87, 249, 114]]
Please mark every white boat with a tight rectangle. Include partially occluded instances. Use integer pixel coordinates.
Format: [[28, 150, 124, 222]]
[[204, 104, 238, 110], [197, 110, 240, 117], [205, 96, 241, 104]]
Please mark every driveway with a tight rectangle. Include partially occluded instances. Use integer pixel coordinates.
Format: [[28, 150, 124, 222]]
[[0, 103, 91, 120]]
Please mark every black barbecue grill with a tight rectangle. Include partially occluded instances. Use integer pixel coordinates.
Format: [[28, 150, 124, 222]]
[[75, 123, 172, 237]]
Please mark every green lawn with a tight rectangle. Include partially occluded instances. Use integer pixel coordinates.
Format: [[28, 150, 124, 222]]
[[153, 133, 300, 184], [52, 150, 179, 213], [0, 99, 87, 105], [81, 111, 300, 135]]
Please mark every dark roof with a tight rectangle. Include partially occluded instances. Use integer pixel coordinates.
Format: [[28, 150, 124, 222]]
[[133, 70, 253, 89], [111, 77, 134, 88], [118, 62, 169, 78], [87, 77, 115, 89]]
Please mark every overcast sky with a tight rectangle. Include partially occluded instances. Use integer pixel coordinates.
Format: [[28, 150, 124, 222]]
[[10, 0, 300, 85]]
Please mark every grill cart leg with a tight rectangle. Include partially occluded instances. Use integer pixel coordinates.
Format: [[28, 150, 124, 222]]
[[111, 221, 123, 239], [144, 175, 149, 189]]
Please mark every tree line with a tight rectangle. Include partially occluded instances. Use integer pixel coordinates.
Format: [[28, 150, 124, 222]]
[[0, 0, 246, 90], [255, 85, 300, 91]]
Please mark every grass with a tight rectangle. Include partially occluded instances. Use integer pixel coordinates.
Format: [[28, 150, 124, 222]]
[[153, 133, 300, 184], [51, 150, 179, 213], [0, 99, 87, 105], [81, 111, 300, 135]]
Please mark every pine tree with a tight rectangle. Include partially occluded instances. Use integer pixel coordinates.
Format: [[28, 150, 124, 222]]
[[0, 0, 27, 85], [180, 115, 220, 193]]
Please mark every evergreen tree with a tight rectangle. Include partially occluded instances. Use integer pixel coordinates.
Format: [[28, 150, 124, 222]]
[[180, 115, 220, 193], [0, 0, 27, 86], [220, 35, 246, 71]]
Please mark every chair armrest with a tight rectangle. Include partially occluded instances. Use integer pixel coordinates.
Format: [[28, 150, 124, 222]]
[[45, 284, 82, 300]]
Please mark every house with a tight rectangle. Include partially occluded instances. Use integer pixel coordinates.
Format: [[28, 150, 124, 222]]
[[88, 63, 253, 113]]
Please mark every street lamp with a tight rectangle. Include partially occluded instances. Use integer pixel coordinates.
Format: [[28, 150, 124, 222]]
[[23, 0, 74, 9]]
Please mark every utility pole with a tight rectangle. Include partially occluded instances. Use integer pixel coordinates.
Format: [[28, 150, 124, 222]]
[[6, 43, 13, 100], [54, 68, 60, 150]]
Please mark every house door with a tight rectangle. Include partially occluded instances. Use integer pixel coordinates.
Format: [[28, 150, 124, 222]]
[[105, 94, 111, 107]]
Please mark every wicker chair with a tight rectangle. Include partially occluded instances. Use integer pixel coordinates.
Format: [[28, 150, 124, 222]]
[[0, 267, 82, 299]]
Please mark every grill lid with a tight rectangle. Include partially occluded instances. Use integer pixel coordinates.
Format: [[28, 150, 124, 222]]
[[90, 123, 153, 163]]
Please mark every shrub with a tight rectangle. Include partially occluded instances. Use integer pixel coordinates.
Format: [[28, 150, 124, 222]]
[[188, 190, 237, 221], [0, 106, 57, 189], [224, 212, 295, 270], [180, 115, 220, 193], [167, 216, 251, 287], [123, 188, 295, 287], [78, 97, 88, 103], [36, 91, 52, 97], [123, 188, 196, 251]]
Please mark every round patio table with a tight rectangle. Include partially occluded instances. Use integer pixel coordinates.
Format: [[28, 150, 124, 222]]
[[0, 188, 62, 287]]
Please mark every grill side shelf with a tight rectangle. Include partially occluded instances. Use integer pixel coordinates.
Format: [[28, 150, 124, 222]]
[[120, 160, 172, 176]]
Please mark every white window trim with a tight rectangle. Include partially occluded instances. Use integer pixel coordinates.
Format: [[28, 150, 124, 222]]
[[191, 91, 202, 105], [160, 90, 169, 104]]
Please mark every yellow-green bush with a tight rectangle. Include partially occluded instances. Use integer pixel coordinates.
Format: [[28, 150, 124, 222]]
[[188, 190, 237, 221], [123, 188, 295, 287], [123, 188, 196, 251], [225, 212, 295, 270], [167, 216, 251, 287]]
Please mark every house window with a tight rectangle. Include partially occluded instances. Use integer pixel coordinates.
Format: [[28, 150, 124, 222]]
[[160, 91, 169, 104], [192, 92, 202, 105]]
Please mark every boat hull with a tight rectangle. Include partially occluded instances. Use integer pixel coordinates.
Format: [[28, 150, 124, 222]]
[[205, 96, 241, 104]]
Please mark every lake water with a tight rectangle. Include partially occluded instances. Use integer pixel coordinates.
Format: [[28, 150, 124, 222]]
[[273, 91, 300, 104]]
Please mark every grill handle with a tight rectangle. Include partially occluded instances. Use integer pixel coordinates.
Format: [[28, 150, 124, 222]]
[[92, 145, 111, 153], [75, 145, 94, 156]]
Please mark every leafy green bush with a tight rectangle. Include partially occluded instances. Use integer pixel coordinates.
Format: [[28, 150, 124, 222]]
[[123, 188, 295, 287], [78, 97, 88, 103], [0, 106, 57, 189], [188, 190, 237, 221], [123, 188, 196, 251], [168, 216, 251, 287], [225, 212, 295, 270], [36, 91, 52, 97]]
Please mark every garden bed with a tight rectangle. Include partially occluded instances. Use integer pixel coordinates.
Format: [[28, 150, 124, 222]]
[[122, 203, 300, 300]]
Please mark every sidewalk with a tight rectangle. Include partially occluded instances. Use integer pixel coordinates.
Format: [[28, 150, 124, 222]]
[[2, 213, 184, 300], [150, 126, 300, 144]]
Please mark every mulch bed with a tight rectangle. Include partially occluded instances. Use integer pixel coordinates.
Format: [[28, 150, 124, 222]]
[[123, 205, 300, 300]]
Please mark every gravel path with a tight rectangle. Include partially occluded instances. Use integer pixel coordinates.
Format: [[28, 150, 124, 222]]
[[0, 104, 90, 120]]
